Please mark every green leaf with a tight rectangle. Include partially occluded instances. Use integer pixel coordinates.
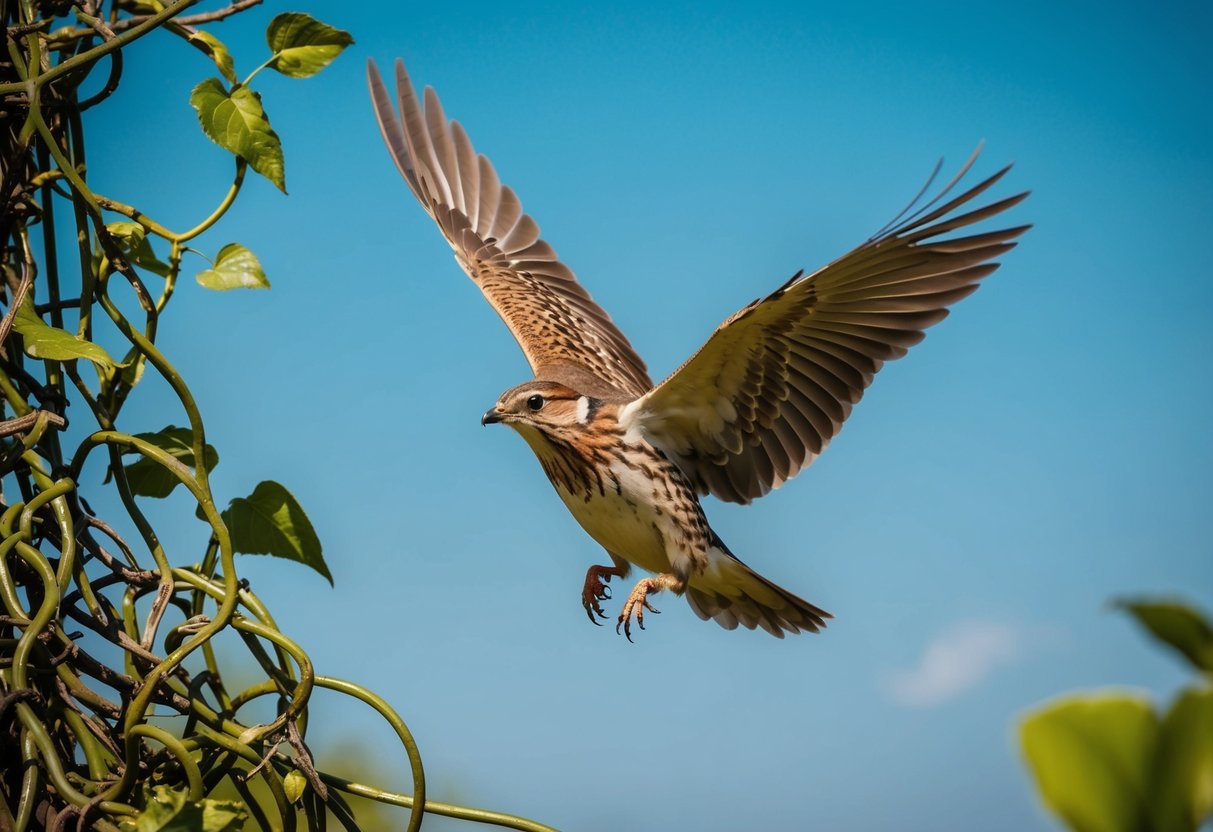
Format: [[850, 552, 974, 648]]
[[135, 786, 245, 832], [283, 770, 307, 804], [136, 785, 188, 832], [196, 243, 269, 290], [1020, 693, 1157, 832], [11, 296, 115, 368], [1151, 685, 1213, 832], [190, 78, 286, 192], [117, 426, 219, 499], [96, 346, 148, 410], [197, 799, 246, 832], [265, 13, 353, 78], [189, 30, 237, 84], [223, 481, 331, 583], [115, 346, 147, 389], [105, 222, 171, 277], [1115, 598, 1213, 674]]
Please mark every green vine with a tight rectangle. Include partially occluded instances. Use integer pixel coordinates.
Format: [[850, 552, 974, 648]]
[[0, 2, 556, 830]]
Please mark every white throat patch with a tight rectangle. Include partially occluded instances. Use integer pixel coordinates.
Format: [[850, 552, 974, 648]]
[[576, 396, 591, 424]]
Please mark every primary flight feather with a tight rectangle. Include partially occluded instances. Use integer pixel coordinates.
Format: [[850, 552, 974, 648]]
[[369, 57, 1029, 639]]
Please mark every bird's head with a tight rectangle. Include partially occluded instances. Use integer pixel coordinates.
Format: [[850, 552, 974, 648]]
[[481, 381, 603, 441]]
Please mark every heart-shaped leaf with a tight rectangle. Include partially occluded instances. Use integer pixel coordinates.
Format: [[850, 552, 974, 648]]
[[282, 770, 307, 804], [223, 481, 331, 583], [265, 13, 353, 78], [12, 296, 115, 367], [196, 243, 269, 290], [190, 78, 285, 192], [115, 426, 219, 499]]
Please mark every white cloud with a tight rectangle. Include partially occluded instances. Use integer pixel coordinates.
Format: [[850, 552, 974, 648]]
[[885, 620, 1020, 708]]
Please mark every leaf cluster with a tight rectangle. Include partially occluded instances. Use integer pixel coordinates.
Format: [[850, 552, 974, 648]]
[[0, 4, 551, 832], [189, 12, 352, 193], [1020, 599, 1213, 832]]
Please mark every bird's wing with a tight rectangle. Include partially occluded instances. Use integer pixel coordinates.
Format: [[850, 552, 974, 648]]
[[368, 58, 652, 400], [622, 151, 1029, 504]]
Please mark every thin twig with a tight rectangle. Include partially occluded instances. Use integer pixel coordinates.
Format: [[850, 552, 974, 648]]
[[0, 410, 66, 437], [73, 10, 117, 41], [34, 297, 81, 315], [287, 719, 329, 800], [79, 522, 150, 580], [139, 580, 172, 651], [0, 227, 36, 350], [46, 0, 262, 40], [6, 19, 53, 37], [243, 734, 282, 781], [176, 0, 264, 26]]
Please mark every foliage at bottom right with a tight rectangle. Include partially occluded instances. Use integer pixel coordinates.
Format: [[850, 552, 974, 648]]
[[1019, 598, 1213, 832]]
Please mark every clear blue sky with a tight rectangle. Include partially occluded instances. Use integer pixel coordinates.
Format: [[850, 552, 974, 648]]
[[77, 1, 1211, 830]]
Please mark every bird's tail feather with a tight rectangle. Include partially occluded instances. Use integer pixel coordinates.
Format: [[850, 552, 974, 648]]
[[685, 548, 831, 638]]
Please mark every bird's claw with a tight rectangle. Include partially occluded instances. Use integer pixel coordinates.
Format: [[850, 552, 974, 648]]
[[616, 582, 661, 642], [584, 597, 607, 625], [581, 566, 615, 625]]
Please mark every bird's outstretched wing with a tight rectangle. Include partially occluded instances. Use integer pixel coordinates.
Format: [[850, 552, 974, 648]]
[[368, 58, 652, 400], [622, 151, 1029, 504]]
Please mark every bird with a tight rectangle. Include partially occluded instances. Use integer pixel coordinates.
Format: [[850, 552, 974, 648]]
[[367, 57, 1028, 640]]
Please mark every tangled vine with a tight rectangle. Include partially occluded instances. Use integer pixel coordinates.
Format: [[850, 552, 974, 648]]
[[0, 1, 555, 830]]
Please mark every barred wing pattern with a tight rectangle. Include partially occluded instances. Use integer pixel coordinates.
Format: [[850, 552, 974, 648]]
[[624, 157, 1030, 504], [368, 59, 652, 400]]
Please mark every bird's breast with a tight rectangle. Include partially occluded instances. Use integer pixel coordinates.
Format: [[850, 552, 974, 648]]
[[552, 456, 672, 574], [523, 430, 709, 576]]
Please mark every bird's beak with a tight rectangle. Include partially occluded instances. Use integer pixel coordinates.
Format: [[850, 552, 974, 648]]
[[481, 407, 504, 426]]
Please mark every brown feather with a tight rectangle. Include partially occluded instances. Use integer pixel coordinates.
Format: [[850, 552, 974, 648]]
[[627, 153, 1028, 503], [368, 59, 652, 400]]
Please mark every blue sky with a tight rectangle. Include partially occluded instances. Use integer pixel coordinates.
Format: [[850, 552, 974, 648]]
[[72, 1, 1212, 830]]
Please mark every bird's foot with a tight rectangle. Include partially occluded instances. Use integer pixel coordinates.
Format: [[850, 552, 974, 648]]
[[617, 574, 684, 641], [582, 564, 625, 625]]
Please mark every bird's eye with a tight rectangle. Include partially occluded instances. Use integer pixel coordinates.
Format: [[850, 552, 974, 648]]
[[526, 394, 545, 411]]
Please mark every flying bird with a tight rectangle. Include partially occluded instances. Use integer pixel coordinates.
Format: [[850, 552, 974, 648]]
[[368, 58, 1028, 640]]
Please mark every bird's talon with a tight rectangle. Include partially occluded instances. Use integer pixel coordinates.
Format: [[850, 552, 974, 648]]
[[582, 564, 627, 626], [616, 611, 639, 642], [615, 575, 681, 639]]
